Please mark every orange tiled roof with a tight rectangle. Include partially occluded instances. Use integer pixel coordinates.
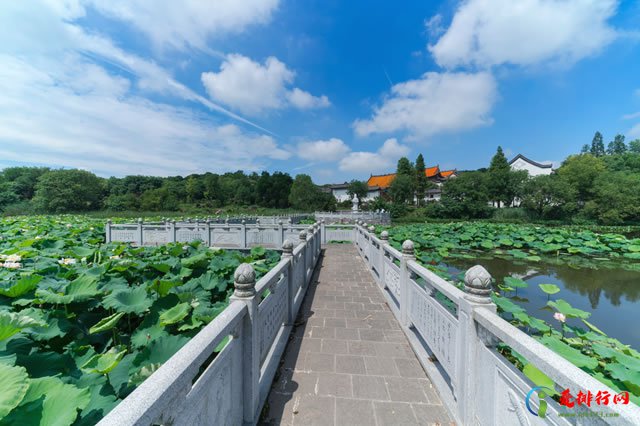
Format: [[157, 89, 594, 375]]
[[425, 166, 440, 178], [367, 173, 396, 189], [440, 169, 456, 178], [367, 166, 447, 189]]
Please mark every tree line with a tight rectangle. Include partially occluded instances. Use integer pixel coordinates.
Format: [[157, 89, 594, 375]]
[[378, 133, 640, 225], [0, 169, 336, 214]]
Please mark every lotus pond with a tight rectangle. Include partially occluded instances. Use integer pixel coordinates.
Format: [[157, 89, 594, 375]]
[[384, 222, 640, 406], [0, 216, 280, 424]]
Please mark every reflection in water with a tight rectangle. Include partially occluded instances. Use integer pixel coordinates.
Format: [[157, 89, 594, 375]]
[[446, 255, 640, 349]]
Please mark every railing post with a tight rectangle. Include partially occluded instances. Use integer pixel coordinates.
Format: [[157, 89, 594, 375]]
[[137, 218, 143, 246], [105, 220, 112, 243], [400, 240, 415, 327], [230, 264, 260, 425], [205, 219, 211, 246], [282, 240, 295, 325], [456, 265, 496, 425], [170, 220, 177, 243], [241, 220, 247, 249], [278, 220, 284, 247], [299, 230, 307, 284]]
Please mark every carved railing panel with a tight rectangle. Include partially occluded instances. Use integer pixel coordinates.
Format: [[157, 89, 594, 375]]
[[408, 280, 458, 379], [258, 275, 288, 362]]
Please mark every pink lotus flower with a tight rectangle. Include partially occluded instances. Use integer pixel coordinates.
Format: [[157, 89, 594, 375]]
[[553, 312, 566, 323], [2, 261, 22, 269]]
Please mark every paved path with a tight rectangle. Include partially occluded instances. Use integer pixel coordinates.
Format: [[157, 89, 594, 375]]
[[262, 245, 453, 426]]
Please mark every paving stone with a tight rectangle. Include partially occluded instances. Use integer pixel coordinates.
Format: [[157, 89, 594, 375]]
[[352, 375, 389, 400], [411, 403, 453, 425], [305, 353, 335, 373], [374, 401, 419, 425], [317, 373, 352, 398], [364, 356, 400, 377], [384, 377, 430, 403], [335, 354, 366, 374], [334, 327, 359, 340], [291, 395, 335, 426], [335, 398, 376, 426], [320, 339, 349, 355]]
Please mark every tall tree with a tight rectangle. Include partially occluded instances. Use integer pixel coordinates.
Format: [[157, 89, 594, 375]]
[[580, 144, 590, 154], [557, 154, 605, 206], [630, 139, 640, 154], [487, 146, 511, 208], [607, 134, 627, 155], [414, 154, 428, 206], [33, 169, 104, 213], [590, 131, 605, 157], [396, 157, 414, 176]]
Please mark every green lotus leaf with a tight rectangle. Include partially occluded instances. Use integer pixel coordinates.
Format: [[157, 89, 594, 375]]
[[81, 347, 127, 375], [538, 336, 598, 369], [538, 284, 560, 295], [492, 295, 526, 314], [581, 319, 605, 336], [102, 287, 152, 314], [149, 279, 181, 297], [130, 324, 168, 348], [504, 277, 528, 289], [19, 376, 90, 426], [64, 275, 100, 301], [0, 363, 29, 419], [128, 363, 162, 387], [0, 275, 43, 298], [159, 302, 191, 326], [0, 312, 46, 341], [546, 299, 590, 319], [522, 364, 558, 396], [89, 312, 125, 334]]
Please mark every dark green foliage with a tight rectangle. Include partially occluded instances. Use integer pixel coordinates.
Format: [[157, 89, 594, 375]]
[[590, 131, 606, 157], [346, 180, 368, 201], [288, 174, 335, 211], [414, 154, 431, 207], [438, 171, 492, 218], [388, 174, 414, 205], [396, 157, 414, 176], [486, 146, 513, 207], [607, 134, 627, 155], [630, 139, 640, 154], [521, 175, 574, 220], [33, 170, 105, 213]]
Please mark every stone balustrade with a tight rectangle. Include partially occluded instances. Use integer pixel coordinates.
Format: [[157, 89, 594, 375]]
[[352, 221, 640, 425], [97, 223, 322, 426]]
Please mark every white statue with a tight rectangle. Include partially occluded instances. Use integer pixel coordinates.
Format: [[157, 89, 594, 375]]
[[352, 195, 360, 212]]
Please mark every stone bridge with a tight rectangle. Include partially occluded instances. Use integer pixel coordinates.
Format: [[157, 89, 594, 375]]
[[101, 221, 640, 426]]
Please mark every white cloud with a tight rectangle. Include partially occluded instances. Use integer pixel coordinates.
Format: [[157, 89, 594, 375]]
[[0, 55, 290, 177], [84, 0, 279, 51], [297, 138, 350, 162], [202, 54, 329, 115], [429, 0, 618, 69], [339, 138, 410, 173], [353, 72, 497, 139], [425, 14, 445, 38], [622, 111, 640, 121], [287, 88, 331, 109]]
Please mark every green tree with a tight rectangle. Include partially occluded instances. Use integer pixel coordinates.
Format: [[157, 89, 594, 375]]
[[607, 134, 627, 155], [388, 174, 414, 204], [580, 144, 590, 154], [557, 154, 605, 207], [629, 139, 640, 154], [347, 180, 369, 201], [590, 131, 605, 157], [521, 175, 574, 219], [584, 172, 640, 224], [414, 154, 429, 206], [185, 175, 205, 203], [487, 146, 511, 207], [33, 169, 104, 213], [439, 171, 491, 218], [396, 157, 414, 176], [289, 174, 330, 211]]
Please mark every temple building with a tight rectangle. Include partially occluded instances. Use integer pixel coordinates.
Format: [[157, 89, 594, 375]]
[[366, 166, 457, 201], [509, 154, 553, 176]]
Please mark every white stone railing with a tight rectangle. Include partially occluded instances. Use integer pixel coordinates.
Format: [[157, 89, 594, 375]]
[[98, 223, 323, 426], [106, 219, 310, 249], [352, 221, 640, 425], [314, 210, 391, 224]]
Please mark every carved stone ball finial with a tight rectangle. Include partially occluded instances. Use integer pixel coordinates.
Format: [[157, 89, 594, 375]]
[[107, 219, 112, 224], [402, 240, 415, 256], [282, 239, 294, 256], [321, 219, 325, 224], [241, 219, 246, 224], [363, 222, 368, 228], [464, 265, 493, 302], [233, 263, 256, 298], [299, 230, 307, 241], [138, 218, 143, 224], [278, 220, 283, 226], [368, 226, 375, 232], [380, 231, 389, 241]]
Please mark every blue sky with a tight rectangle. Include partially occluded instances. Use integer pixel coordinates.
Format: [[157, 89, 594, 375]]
[[1, 0, 639, 183]]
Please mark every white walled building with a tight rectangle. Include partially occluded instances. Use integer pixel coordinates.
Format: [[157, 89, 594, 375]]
[[509, 154, 553, 176]]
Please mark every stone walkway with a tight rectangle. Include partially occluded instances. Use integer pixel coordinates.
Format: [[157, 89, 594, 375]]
[[261, 245, 453, 426]]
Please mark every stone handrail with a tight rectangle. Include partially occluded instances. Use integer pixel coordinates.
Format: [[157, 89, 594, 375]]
[[106, 219, 310, 249], [98, 222, 323, 425], [314, 210, 391, 224], [352, 222, 640, 425]]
